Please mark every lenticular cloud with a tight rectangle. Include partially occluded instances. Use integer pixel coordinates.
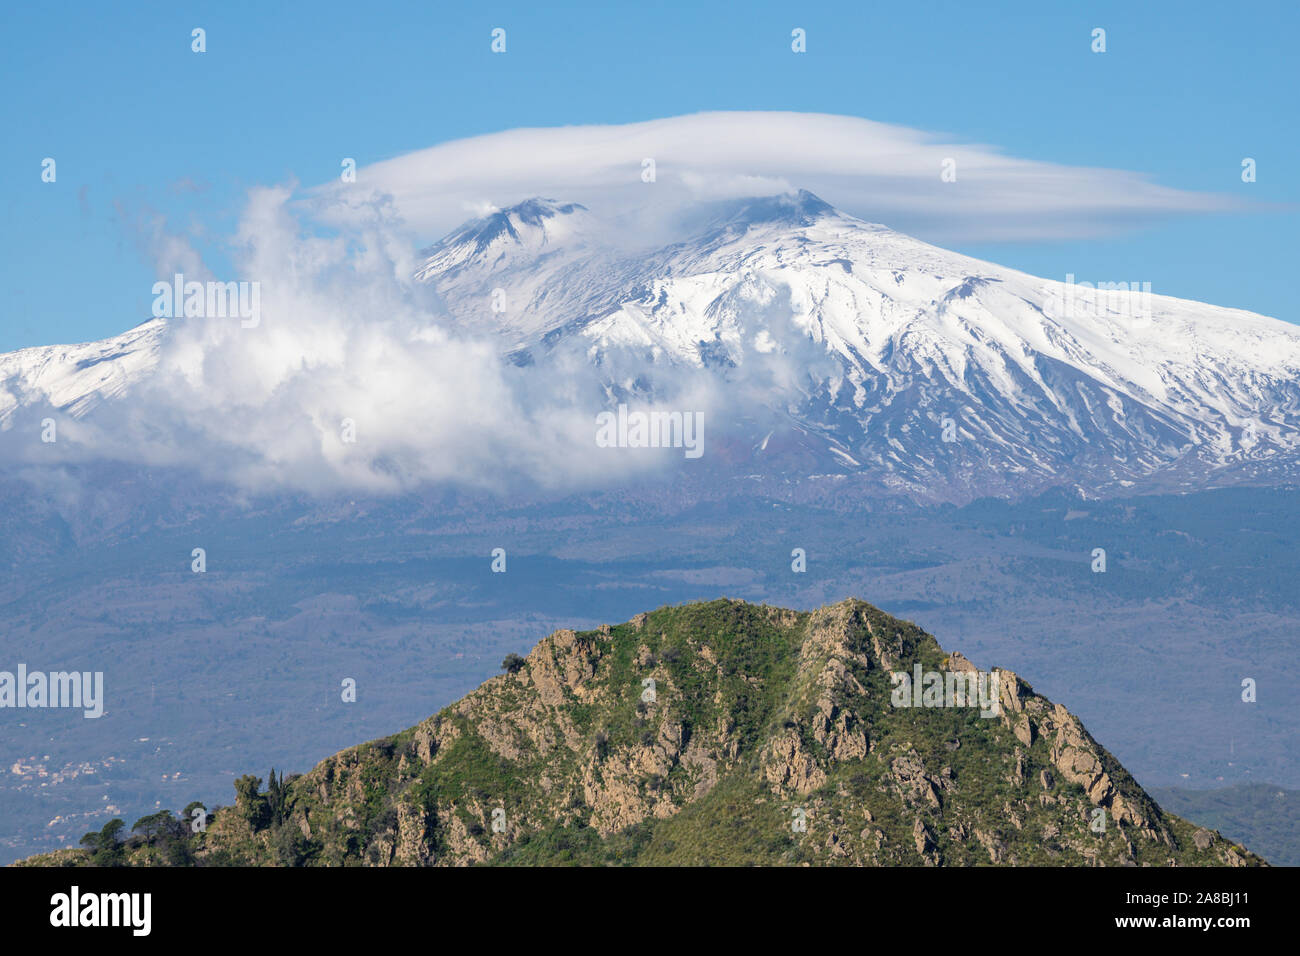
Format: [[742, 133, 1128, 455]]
[[309, 111, 1249, 245]]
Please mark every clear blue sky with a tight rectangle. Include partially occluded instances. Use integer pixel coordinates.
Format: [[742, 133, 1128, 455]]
[[2, 0, 1296, 351]]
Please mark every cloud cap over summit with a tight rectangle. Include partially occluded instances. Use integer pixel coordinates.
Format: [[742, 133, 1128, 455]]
[[311, 111, 1253, 245]]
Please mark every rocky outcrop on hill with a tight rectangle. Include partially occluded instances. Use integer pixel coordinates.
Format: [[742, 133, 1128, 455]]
[[16, 598, 1266, 867]]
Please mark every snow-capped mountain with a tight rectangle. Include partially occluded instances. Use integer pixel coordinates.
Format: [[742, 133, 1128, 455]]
[[410, 191, 1300, 497], [5, 192, 1300, 500], [0, 319, 164, 424]]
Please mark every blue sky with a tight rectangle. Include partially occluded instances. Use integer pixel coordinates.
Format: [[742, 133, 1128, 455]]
[[2, 0, 1296, 351]]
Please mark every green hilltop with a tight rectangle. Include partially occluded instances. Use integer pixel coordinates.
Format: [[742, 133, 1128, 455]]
[[15, 598, 1265, 867]]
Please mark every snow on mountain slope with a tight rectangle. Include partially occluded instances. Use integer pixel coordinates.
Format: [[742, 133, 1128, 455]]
[[412, 198, 624, 346], [413, 191, 1300, 495], [4, 192, 1298, 500], [0, 319, 165, 426]]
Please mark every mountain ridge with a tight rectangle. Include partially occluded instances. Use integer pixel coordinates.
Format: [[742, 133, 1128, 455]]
[[13, 597, 1266, 867], [5, 191, 1300, 502]]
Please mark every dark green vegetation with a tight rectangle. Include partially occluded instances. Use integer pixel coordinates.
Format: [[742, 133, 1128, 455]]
[[1152, 784, 1298, 867], [14, 599, 1264, 867]]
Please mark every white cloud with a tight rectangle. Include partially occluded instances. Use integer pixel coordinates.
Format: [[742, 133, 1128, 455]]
[[3, 186, 710, 495], [309, 111, 1249, 244]]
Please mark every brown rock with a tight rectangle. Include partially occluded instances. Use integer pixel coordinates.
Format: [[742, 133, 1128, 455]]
[[913, 818, 938, 863], [1014, 714, 1035, 746]]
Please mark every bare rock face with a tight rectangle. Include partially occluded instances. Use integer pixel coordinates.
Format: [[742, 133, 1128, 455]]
[[946, 651, 978, 672], [582, 760, 655, 835], [763, 729, 828, 796], [763, 602, 874, 794], [1013, 714, 1035, 747], [991, 677, 1163, 838], [890, 749, 952, 810], [913, 818, 939, 865], [974, 827, 1007, 864], [804, 609, 871, 762], [1010, 749, 1026, 786], [998, 669, 1026, 714], [393, 798, 433, 866]]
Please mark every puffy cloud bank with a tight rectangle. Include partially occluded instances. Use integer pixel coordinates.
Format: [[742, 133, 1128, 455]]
[[6, 185, 729, 495]]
